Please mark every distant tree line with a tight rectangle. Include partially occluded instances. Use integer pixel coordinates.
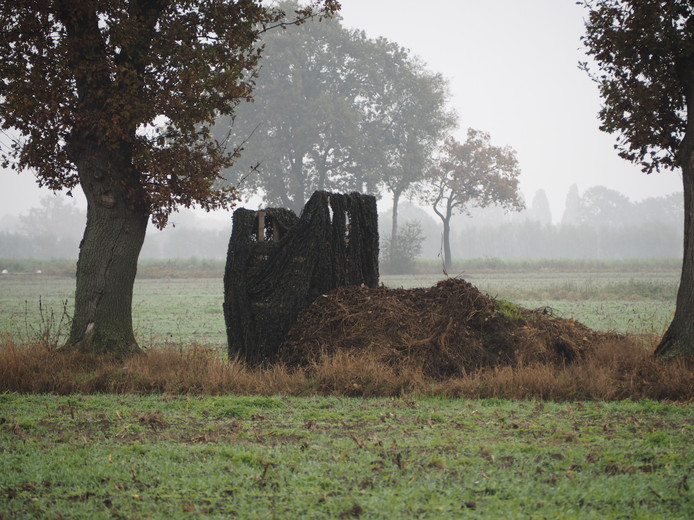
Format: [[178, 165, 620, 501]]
[[0, 187, 682, 262], [0, 195, 230, 260], [451, 219, 681, 260], [379, 187, 683, 264], [0, 2, 683, 270], [450, 187, 683, 260]]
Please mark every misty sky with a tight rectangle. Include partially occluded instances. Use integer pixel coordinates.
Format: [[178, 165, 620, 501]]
[[338, 0, 683, 219], [0, 0, 684, 225]]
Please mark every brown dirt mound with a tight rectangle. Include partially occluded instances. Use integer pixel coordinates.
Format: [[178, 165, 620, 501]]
[[278, 278, 608, 378]]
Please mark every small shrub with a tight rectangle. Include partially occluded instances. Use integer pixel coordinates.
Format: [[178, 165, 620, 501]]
[[381, 220, 424, 274]]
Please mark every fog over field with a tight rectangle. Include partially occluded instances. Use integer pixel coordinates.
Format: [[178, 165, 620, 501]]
[[0, 187, 682, 261], [0, 1, 684, 261]]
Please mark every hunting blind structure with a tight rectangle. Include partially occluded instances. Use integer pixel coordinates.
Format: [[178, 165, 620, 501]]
[[223, 191, 379, 364]]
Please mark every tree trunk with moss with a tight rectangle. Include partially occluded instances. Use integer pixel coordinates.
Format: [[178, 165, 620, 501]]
[[67, 140, 147, 358]]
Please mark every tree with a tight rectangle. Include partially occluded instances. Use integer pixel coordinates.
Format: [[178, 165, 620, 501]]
[[528, 189, 552, 226], [561, 184, 581, 226], [380, 219, 424, 274], [214, 2, 455, 237], [0, 0, 339, 357], [370, 48, 456, 270], [577, 186, 633, 227], [425, 130, 523, 271], [18, 195, 85, 243], [580, 0, 694, 357], [215, 2, 378, 213]]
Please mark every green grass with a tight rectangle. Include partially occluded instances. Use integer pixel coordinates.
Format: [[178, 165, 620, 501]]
[[1, 393, 692, 519], [0, 262, 690, 518], [516, 300, 675, 335], [0, 265, 679, 349]]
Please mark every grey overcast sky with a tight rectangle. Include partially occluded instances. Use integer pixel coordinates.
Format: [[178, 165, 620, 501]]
[[0, 0, 684, 224], [338, 0, 682, 220]]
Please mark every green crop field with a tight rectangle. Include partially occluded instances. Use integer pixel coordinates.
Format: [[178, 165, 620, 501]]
[[0, 264, 679, 350], [0, 261, 692, 518], [1, 393, 692, 519]]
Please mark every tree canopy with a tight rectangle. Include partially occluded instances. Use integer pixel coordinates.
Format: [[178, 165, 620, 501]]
[[215, 2, 455, 250], [0, 0, 339, 356], [1, 0, 338, 227], [581, 0, 694, 357], [215, 2, 377, 212], [424, 129, 523, 271], [580, 0, 690, 174]]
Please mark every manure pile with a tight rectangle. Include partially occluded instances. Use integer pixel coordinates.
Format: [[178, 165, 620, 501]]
[[279, 278, 605, 378]]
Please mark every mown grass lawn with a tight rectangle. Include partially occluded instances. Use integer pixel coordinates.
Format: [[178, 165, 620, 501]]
[[1, 393, 692, 519]]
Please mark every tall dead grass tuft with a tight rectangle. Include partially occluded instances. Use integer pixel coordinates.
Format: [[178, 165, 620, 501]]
[[0, 336, 117, 394], [307, 350, 426, 397], [436, 334, 694, 401], [0, 334, 692, 400]]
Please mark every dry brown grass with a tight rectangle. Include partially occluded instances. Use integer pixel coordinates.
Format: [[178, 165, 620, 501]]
[[434, 335, 694, 401], [1, 333, 692, 401]]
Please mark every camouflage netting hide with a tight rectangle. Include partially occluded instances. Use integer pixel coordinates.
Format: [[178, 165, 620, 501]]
[[223, 191, 379, 364]]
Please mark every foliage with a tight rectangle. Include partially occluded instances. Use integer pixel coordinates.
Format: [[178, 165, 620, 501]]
[[0, 0, 339, 227], [216, 2, 378, 211], [580, 0, 690, 174], [17, 194, 84, 239], [453, 220, 682, 260], [577, 186, 632, 225], [372, 52, 456, 208], [424, 129, 524, 270], [427, 130, 524, 218], [215, 1, 454, 214], [375, 49, 455, 271], [380, 220, 424, 274], [527, 189, 552, 225], [563, 186, 683, 229]]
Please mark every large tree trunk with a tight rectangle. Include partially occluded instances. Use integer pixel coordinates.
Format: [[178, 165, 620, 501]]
[[656, 155, 694, 358], [656, 58, 694, 358], [67, 142, 148, 358], [57, 1, 150, 358], [390, 190, 401, 268], [442, 216, 452, 273]]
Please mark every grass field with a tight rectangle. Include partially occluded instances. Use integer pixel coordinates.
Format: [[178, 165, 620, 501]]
[[0, 264, 680, 350], [1, 260, 691, 518], [1, 393, 692, 519]]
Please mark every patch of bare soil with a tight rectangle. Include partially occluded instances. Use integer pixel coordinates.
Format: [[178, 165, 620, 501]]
[[279, 278, 609, 378]]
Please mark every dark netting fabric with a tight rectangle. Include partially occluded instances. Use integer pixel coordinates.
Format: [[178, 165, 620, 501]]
[[223, 191, 379, 364]]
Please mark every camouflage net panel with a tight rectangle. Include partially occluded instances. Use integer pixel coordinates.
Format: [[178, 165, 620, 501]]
[[223, 191, 379, 364]]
